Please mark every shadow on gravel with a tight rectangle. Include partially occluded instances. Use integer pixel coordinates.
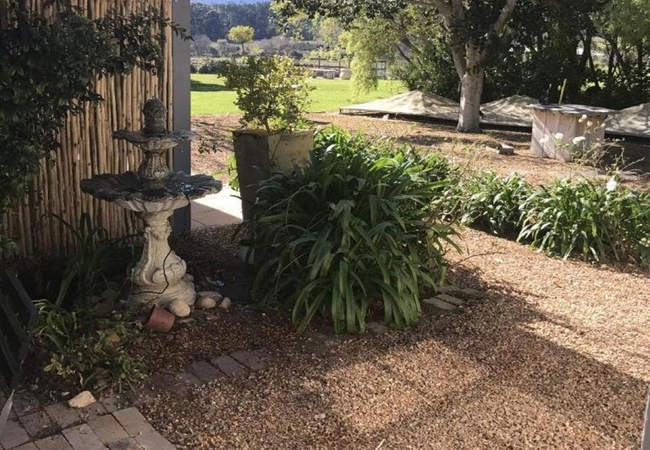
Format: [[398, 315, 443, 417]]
[[156, 224, 646, 448], [284, 263, 647, 447]]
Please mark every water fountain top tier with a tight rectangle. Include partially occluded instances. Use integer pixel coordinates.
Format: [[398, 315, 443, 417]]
[[81, 98, 221, 213]]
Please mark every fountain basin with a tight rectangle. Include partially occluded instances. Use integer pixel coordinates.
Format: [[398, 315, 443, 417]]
[[81, 171, 222, 213]]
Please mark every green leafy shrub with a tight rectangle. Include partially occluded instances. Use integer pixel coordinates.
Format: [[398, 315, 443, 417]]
[[518, 178, 650, 264], [218, 55, 313, 133], [442, 167, 650, 266], [249, 129, 458, 334], [46, 213, 137, 312], [34, 301, 145, 392], [459, 172, 532, 236], [614, 190, 650, 266], [26, 214, 141, 393]]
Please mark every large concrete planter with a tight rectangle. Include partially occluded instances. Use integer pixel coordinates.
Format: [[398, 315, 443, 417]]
[[233, 129, 314, 219]]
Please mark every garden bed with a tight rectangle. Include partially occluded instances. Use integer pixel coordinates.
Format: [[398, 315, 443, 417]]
[[139, 226, 649, 449], [14, 113, 649, 448]]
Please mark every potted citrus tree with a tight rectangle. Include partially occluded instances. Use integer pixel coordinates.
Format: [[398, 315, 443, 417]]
[[218, 55, 314, 219]]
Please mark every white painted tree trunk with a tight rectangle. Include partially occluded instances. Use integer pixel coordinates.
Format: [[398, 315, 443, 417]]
[[457, 69, 484, 133]]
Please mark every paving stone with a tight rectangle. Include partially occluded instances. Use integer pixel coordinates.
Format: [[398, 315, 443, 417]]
[[230, 350, 266, 371], [34, 435, 73, 450], [11, 393, 40, 418], [422, 297, 457, 313], [0, 394, 17, 420], [79, 403, 107, 422], [460, 288, 483, 299], [0, 420, 30, 449], [144, 373, 197, 396], [436, 293, 466, 307], [134, 432, 175, 450], [187, 361, 224, 384], [43, 402, 83, 430], [19, 411, 55, 438], [436, 285, 463, 295], [107, 439, 144, 450], [99, 398, 120, 415], [13, 443, 38, 450], [87, 415, 128, 445], [62, 424, 105, 450], [112, 409, 155, 438], [210, 355, 247, 377], [175, 372, 201, 387]]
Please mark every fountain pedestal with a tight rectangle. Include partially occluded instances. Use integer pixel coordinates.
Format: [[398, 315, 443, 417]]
[[130, 210, 195, 308], [81, 98, 221, 316]]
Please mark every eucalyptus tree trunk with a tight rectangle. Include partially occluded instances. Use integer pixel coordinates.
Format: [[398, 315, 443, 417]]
[[457, 68, 484, 133], [453, 42, 485, 133], [427, 0, 517, 133]]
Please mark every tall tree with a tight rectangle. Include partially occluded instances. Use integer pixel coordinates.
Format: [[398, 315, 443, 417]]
[[203, 10, 225, 41], [274, 0, 517, 132]]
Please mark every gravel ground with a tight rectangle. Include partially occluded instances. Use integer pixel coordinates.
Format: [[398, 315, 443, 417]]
[[139, 228, 650, 449], [132, 113, 650, 448]]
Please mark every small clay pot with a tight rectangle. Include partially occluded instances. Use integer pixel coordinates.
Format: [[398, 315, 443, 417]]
[[145, 305, 175, 332]]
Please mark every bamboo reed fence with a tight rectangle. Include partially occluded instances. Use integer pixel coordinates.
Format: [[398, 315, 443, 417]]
[[1, 0, 175, 257]]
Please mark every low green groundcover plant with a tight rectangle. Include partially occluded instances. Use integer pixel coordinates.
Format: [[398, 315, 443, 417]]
[[249, 129, 458, 334], [518, 177, 650, 264], [451, 171, 650, 266], [35, 300, 145, 392], [457, 171, 532, 236]]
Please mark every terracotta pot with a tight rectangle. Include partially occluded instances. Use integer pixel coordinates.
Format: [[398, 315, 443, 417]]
[[145, 305, 175, 332]]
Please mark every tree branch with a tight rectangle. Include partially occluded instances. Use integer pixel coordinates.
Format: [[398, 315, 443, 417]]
[[395, 42, 414, 65], [494, 0, 517, 33], [403, 0, 453, 21], [451, 48, 466, 78]]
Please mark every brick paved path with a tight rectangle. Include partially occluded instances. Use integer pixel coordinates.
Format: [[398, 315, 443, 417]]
[[1, 348, 272, 450], [0, 405, 174, 450]]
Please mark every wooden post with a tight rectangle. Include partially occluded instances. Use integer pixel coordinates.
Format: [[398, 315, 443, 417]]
[[172, 0, 192, 234]]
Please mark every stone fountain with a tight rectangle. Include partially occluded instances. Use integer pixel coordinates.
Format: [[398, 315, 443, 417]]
[[81, 98, 221, 316]]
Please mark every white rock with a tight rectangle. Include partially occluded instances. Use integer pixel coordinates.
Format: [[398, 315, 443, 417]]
[[68, 391, 96, 409], [168, 299, 191, 318], [219, 297, 232, 310], [499, 143, 515, 155], [197, 291, 223, 302], [183, 273, 195, 282], [196, 296, 217, 310]]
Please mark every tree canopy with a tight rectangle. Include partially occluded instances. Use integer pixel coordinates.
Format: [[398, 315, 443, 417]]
[[274, 0, 519, 132], [273, 0, 650, 127], [228, 25, 256, 54], [191, 2, 273, 41]]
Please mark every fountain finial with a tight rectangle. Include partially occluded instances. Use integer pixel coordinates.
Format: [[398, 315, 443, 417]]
[[143, 98, 167, 136]]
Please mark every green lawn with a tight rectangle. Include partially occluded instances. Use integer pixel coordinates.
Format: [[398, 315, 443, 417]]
[[191, 74, 407, 116]]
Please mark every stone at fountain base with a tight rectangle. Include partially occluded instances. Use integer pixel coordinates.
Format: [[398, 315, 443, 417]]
[[129, 278, 197, 316]]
